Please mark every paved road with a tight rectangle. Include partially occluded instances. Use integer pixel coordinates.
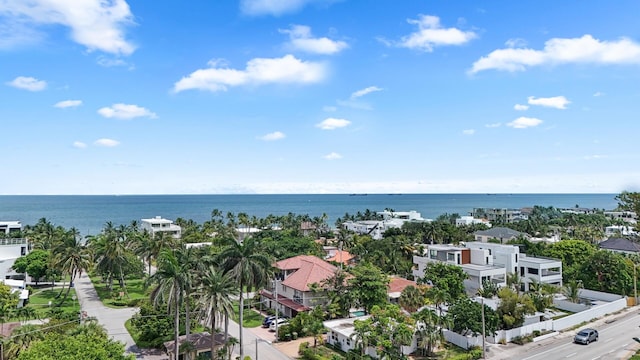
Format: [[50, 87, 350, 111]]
[[490, 308, 640, 360]]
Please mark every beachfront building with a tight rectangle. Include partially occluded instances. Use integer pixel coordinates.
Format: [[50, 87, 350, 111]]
[[473, 227, 530, 243], [1, 279, 29, 307], [140, 216, 181, 239], [605, 225, 637, 237], [604, 211, 637, 223], [0, 221, 22, 235], [260, 255, 338, 318], [471, 208, 528, 223], [343, 210, 431, 240], [456, 216, 492, 227]]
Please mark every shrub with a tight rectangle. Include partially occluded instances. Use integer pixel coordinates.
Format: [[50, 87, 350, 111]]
[[299, 341, 310, 355], [532, 330, 541, 337], [469, 348, 483, 360]]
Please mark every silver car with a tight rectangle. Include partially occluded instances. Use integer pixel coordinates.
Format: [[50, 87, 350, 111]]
[[574, 328, 598, 345]]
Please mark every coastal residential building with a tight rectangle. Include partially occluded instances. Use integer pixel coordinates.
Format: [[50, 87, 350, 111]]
[[140, 216, 182, 238], [604, 211, 637, 223], [1, 279, 29, 307], [387, 276, 419, 304], [471, 208, 528, 223], [599, 237, 640, 255], [260, 255, 338, 318], [343, 210, 431, 240], [413, 242, 562, 293], [412, 244, 507, 294], [473, 227, 530, 243], [605, 225, 637, 237], [322, 246, 356, 267], [455, 216, 492, 228], [559, 207, 598, 215], [0, 221, 22, 235]]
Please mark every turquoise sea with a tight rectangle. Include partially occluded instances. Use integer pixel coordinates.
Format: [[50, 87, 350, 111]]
[[0, 194, 619, 237]]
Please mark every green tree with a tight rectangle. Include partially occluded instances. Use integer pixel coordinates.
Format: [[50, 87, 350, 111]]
[[496, 287, 535, 329], [615, 191, 640, 214], [399, 285, 426, 313], [197, 265, 237, 360], [218, 237, 272, 359], [421, 262, 468, 302], [543, 240, 596, 282], [413, 307, 444, 357], [349, 262, 389, 314], [12, 249, 51, 284], [447, 297, 499, 336], [578, 250, 633, 295], [52, 231, 92, 305]]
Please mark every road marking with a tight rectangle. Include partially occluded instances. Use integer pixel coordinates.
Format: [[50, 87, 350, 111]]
[[565, 352, 576, 358], [622, 343, 629, 347], [605, 338, 613, 343], [590, 357, 600, 360]]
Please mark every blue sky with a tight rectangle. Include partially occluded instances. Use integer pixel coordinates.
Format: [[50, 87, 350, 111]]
[[1, 0, 639, 195]]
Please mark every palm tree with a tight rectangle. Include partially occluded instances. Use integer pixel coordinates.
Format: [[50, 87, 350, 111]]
[[563, 280, 583, 303], [3, 324, 44, 359], [52, 229, 92, 305], [413, 308, 443, 357], [149, 249, 190, 360], [88, 223, 131, 292], [218, 237, 272, 359], [507, 272, 523, 293], [197, 265, 237, 360], [399, 285, 425, 313]]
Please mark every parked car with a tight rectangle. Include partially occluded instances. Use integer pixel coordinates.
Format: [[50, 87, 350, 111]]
[[262, 316, 276, 328], [574, 328, 598, 345], [269, 318, 288, 332]]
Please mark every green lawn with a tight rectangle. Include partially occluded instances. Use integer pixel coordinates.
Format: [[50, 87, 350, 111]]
[[232, 303, 263, 328], [91, 277, 149, 308], [26, 287, 79, 319]]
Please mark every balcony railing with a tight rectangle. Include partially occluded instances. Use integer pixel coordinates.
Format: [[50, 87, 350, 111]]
[[0, 238, 27, 246]]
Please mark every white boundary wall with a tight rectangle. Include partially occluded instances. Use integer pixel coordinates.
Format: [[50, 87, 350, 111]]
[[489, 320, 553, 344], [552, 298, 626, 331], [443, 330, 483, 350]]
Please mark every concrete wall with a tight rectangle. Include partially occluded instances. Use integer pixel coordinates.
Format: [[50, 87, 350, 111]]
[[580, 289, 623, 302], [443, 330, 483, 350], [553, 299, 590, 313], [489, 320, 553, 343], [552, 298, 627, 331]]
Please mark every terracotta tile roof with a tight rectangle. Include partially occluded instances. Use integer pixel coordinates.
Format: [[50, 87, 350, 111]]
[[387, 276, 417, 294], [276, 255, 338, 292], [326, 250, 355, 264], [260, 290, 310, 312]]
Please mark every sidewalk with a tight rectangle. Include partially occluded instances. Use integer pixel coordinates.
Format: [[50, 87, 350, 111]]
[[73, 272, 166, 359]]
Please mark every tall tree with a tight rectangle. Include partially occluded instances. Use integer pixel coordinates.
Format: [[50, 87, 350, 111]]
[[52, 229, 92, 304], [349, 262, 389, 314], [217, 237, 272, 359]]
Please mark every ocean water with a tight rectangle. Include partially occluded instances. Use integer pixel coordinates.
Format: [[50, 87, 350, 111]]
[[0, 194, 619, 238]]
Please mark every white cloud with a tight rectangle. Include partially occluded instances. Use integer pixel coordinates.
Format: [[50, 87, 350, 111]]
[[584, 154, 607, 160], [97, 56, 130, 68], [6, 76, 46, 91], [323, 152, 342, 160], [316, 117, 351, 130], [0, 0, 136, 55], [240, 0, 320, 16], [485, 123, 501, 128], [280, 25, 348, 54], [514, 104, 529, 111], [593, 91, 605, 97], [323, 105, 337, 112], [470, 35, 640, 73], [394, 14, 477, 51], [527, 96, 570, 109], [54, 100, 82, 108], [505, 38, 527, 48], [259, 131, 286, 141], [507, 117, 543, 129], [351, 86, 383, 99], [94, 138, 120, 147], [173, 54, 326, 92], [462, 129, 475, 135], [97, 103, 157, 120], [72, 141, 87, 148]]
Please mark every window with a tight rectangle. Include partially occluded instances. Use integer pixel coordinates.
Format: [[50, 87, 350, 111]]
[[21, 246, 26, 256], [528, 267, 539, 275], [293, 290, 303, 304], [515, 254, 518, 263], [520, 267, 524, 276], [429, 250, 437, 259], [447, 253, 455, 262]]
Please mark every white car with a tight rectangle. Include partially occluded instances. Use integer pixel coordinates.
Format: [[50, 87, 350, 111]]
[[269, 318, 288, 331]]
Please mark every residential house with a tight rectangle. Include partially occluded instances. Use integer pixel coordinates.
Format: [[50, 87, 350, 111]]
[[473, 227, 530, 243], [412, 244, 507, 294], [387, 276, 419, 304], [343, 210, 431, 240], [140, 216, 182, 238], [323, 246, 356, 267], [604, 211, 637, 223], [163, 332, 224, 360], [559, 207, 598, 215], [0, 221, 22, 235], [456, 216, 492, 228], [1, 279, 29, 308], [260, 255, 338, 318], [518, 254, 563, 291], [471, 208, 528, 223], [605, 225, 637, 237], [599, 237, 640, 255]]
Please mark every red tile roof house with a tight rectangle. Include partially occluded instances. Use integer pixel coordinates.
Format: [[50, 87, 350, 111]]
[[387, 276, 419, 304], [260, 255, 339, 318]]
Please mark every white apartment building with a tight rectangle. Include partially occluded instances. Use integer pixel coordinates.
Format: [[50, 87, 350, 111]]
[[343, 210, 431, 240], [0, 220, 29, 282], [605, 225, 637, 237], [140, 216, 182, 238], [471, 208, 528, 223]]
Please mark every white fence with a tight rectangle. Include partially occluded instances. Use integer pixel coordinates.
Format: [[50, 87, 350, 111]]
[[489, 320, 553, 343], [443, 330, 483, 350], [552, 298, 626, 331]]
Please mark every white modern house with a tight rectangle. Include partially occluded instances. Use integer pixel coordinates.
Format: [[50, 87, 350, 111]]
[[455, 216, 492, 227], [471, 208, 528, 223], [605, 225, 637, 237], [343, 210, 431, 240], [413, 242, 562, 293], [473, 227, 530, 243], [412, 244, 507, 294], [0, 221, 22, 235], [2, 279, 29, 307], [140, 216, 182, 238]]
